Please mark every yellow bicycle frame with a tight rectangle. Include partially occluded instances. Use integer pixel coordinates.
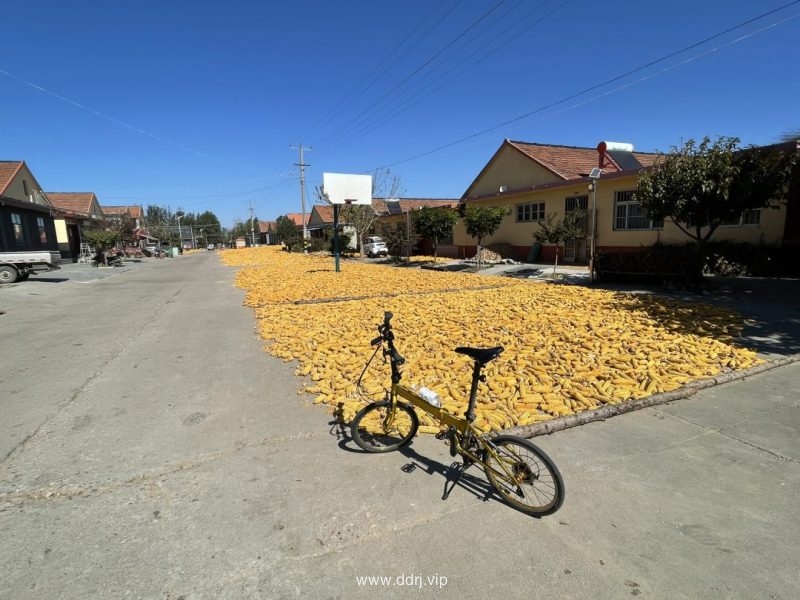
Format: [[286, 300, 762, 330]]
[[391, 383, 512, 472], [394, 384, 468, 434]]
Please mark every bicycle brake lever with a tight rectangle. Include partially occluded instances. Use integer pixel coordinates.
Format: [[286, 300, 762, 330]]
[[370, 336, 382, 346]]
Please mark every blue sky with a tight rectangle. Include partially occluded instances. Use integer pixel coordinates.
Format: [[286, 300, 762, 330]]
[[2, 0, 798, 228]]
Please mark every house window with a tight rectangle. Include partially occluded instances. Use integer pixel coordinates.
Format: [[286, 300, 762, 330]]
[[565, 195, 588, 212], [720, 208, 761, 227], [12, 213, 25, 244], [742, 208, 761, 226], [613, 190, 663, 230], [516, 202, 545, 222], [37, 217, 48, 243]]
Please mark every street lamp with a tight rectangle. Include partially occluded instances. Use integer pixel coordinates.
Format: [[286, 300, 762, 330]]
[[175, 214, 183, 251], [588, 167, 603, 284]]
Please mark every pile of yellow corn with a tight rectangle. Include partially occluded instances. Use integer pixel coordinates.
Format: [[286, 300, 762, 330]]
[[222, 247, 762, 433]]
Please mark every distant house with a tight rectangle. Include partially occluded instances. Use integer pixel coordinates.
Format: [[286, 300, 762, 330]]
[[0, 161, 59, 254], [285, 212, 307, 233], [299, 199, 459, 254], [307, 204, 357, 249], [103, 204, 155, 247], [256, 220, 279, 245], [123, 205, 158, 247], [372, 198, 458, 256], [46, 192, 106, 261], [101, 205, 139, 246]]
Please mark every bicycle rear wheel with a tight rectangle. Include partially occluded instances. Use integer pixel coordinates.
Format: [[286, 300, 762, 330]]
[[350, 400, 419, 453], [483, 435, 564, 516]]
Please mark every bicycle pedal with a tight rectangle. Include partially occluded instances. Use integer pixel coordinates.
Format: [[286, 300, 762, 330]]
[[435, 431, 448, 440]]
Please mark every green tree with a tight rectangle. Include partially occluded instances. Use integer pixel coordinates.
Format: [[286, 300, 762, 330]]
[[779, 129, 800, 142], [411, 207, 458, 260], [378, 220, 417, 262], [195, 211, 222, 245], [82, 229, 120, 265], [533, 211, 587, 277], [275, 215, 300, 250], [462, 205, 506, 269], [636, 136, 797, 280], [329, 231, 352, 255], [463, 205, 507, 247]]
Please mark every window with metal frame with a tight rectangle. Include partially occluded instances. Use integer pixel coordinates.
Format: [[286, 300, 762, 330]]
[[37, 216, 48, 243], [12, 212, 25, 244], [742, 208, 761, 226], [613, 190, 663, 230], [719, 208, 761, 227], [516, 202, 545, 223]]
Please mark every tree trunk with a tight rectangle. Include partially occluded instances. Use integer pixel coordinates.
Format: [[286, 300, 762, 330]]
[[552, 245, 559, 278]]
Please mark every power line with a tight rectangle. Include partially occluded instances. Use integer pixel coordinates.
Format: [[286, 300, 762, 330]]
[[0, 66, 270, 177], [300, 1, 459, 144], [367, 2, 800, 171], [312, 0, 511, 158], [314, 0, 572, 163]]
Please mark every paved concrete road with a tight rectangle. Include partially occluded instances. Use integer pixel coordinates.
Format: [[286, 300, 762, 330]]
[[1, 254, 798, 599]]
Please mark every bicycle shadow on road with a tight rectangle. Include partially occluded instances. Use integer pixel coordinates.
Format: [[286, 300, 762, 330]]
[[330, 416, 493, 500], [396, 444, 499, 507], [330, 417, 544, 518]]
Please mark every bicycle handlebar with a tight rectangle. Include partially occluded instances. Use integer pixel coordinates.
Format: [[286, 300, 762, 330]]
[[374, 311, 405, 366]]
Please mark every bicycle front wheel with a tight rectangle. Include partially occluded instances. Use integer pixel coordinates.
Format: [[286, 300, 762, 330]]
[[350, 400, 419, 453], [483, 435, 564, 516]]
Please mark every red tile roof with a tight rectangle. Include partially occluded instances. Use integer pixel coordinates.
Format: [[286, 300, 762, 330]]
[[129, 206, 142, 219], [258, 220, 276, 233], [313, 204, 334, 222], [0, 161, 24, 195], [372, 198, 457, 215], [46, 192, 99, 215], [101, 205, 132, 216], [286, 213, 306, 227], [307, 199, 457, 223], [507, 140, 658, 179]]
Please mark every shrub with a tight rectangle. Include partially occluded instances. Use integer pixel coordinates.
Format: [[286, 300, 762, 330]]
[[596, 241, 795, 281], [329, 232, 352, 255]]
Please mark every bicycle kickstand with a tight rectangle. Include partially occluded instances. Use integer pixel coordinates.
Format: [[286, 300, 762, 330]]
[[442, 460, 471, 501]]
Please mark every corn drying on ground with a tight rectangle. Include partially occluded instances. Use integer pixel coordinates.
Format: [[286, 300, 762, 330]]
[[222, 246, 763, 434]]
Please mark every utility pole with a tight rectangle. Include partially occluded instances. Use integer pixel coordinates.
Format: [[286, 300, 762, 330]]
[[248, 202, 256, 247], [292, 144, 311, 251]]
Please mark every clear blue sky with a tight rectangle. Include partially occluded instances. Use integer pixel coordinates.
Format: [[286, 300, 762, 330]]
[[2, 0, 798, 228]]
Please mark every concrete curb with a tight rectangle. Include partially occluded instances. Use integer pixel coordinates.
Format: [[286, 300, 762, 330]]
[[502, 353, 800, 439]]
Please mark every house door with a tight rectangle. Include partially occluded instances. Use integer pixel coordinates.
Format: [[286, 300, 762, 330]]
[[67, 224, 81, 261], [564, 195, 589, 263], [563, 238, 588, 262]]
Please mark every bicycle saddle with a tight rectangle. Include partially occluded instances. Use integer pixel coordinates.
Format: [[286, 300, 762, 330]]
[[454, 346, 504, 365]]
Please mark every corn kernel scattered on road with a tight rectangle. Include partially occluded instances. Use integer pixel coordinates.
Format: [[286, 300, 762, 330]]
[[222, 247, 762, 433]]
